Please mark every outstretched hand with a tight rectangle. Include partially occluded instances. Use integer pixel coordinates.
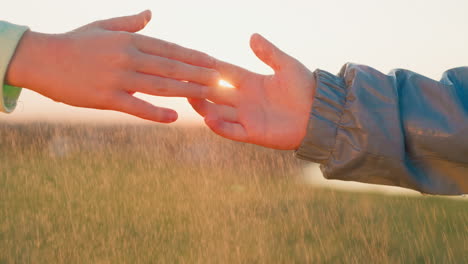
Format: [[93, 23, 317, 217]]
[[189, 34, 316, 150], [6, 10, 219, 123]]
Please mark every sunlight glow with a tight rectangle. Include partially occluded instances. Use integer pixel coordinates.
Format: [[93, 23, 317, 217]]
[[218, 79, 235, 89]]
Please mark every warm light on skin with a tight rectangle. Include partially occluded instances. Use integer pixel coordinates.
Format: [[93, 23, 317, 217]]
[[2, 0, 467, 123], [218, 79, 235, 89]]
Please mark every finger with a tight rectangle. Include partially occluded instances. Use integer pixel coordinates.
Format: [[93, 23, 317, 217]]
[[205, 115, 248, 142], [249, 33, 291, 72], [94, 10, 152, 33], [126, 73, 212, 99], [133, 52, 219, 86], [205, 85, 238, 106], [214, 59, 255, 87], [134, 35, 216, 68], [188, 98, 238, 122], [111, 92, 178, 123]]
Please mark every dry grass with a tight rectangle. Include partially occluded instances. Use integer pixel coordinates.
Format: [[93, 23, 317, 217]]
[[0, 123, 466, 263]]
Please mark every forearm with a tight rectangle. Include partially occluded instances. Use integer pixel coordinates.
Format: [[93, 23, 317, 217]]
[[296, 63, 468, 195], [0, 11, 221, 123]]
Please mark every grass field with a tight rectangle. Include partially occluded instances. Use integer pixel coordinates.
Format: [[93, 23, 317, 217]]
[[0, 123, 467, 263]]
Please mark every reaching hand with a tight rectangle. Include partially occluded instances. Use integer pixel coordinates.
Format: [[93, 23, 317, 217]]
[[189, 34, 316, 150], [6, 10, 219, 123]]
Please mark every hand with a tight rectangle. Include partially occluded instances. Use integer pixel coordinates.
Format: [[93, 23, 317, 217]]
[[6, 10, 219, 123], [189, 34, 315, 149]]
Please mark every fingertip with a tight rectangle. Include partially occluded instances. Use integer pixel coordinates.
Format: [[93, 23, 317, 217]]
[[140, 10, 152, 25], [188, 97, 201, 108], [250, 33, 266, 49], [164, 110, 178, 123], [249, 33, 259, 50], [187, 97, 196, 104], [250, 33, 261, 41], [148, 108, 177, 123], [141, 9, 152, 19], [249, 33, 285, 72], [250, 33, 268, 61]]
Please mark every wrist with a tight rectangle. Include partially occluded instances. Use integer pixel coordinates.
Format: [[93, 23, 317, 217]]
[[5, 30, 65, 91], [292, 74, 316, 149]]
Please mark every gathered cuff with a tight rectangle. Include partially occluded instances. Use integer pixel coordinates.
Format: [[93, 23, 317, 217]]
[[295, 69, 347, 164]]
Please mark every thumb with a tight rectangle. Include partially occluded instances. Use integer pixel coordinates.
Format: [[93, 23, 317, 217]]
[[95, 10, 152, 32], [250, 33, 291, 72]]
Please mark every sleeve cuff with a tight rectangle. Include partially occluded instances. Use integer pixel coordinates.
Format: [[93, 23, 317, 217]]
[[295, 69, 347, 164], [0, 21, 29, 113]]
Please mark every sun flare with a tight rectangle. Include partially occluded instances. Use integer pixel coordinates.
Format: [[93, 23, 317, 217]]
[[218, 79, 235, 89]]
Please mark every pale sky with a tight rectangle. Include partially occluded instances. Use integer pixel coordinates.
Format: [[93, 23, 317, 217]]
[[1, 0, 467, 124]]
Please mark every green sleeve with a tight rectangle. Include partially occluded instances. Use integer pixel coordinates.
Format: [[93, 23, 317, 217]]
[[0, 21, 29, 113]]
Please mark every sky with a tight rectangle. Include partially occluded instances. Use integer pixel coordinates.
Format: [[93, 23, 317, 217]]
[[1, 0, 467, 124]]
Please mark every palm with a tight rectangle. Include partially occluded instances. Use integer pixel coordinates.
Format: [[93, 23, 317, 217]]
[[235, 65, 314, 149], [190, 34, 315, 150]]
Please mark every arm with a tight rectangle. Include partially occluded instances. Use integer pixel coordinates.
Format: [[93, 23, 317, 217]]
[[3, 10, 219, 123], [190, 33, 468, 195], [296, 65, 468, 195]]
